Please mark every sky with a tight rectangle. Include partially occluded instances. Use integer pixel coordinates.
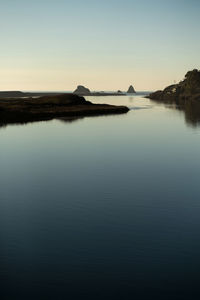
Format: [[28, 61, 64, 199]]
[[0, 0, 199, 91]]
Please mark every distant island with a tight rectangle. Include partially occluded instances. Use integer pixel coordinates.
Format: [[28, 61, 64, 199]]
[[73, 85, 136, 96], [73, 85, 126, 96], [73, 85, 91, 95], [127, 85, 136, 94], [0, 94, 129, 125], [0, 84, 137, 98]]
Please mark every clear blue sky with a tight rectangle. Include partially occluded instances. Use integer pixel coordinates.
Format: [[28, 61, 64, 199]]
[[0, 0, 199, 91]]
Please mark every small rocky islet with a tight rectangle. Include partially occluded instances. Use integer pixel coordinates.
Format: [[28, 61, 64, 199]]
[[73, 85, 136, 96], [73, 85, 91, 96], [127, 85, 136, 94]]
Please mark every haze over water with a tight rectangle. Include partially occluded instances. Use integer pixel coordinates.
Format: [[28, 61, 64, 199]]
[[1, 0, 200, 91], [1, 94, 200, 299]]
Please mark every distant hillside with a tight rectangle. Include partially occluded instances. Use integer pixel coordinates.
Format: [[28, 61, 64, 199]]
[[0, 91, 26, 97], [0, 91, 62, 98]]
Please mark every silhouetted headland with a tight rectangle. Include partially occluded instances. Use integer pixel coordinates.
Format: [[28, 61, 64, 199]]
[[0, 93, 129, 125], [147, 69, 200, 127], [147, 69, 200, 104]]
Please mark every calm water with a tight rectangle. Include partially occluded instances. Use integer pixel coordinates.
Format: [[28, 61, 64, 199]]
[[1, 95, 200, 299]]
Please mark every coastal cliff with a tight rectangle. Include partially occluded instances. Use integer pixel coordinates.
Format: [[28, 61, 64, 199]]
[[147, 69, 200, 126], [147, 69, 200, 104]]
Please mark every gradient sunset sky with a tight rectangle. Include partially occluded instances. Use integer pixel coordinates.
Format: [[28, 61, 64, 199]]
[[0, 0, 199, 91]]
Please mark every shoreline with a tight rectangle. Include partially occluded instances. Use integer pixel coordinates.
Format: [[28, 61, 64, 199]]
[[0, 93, 129, 126]]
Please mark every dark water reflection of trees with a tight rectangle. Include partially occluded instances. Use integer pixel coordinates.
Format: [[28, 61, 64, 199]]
[[172, 102, 200, 128], [0, 116, 84, 129], [150, 99, 200, 128], [183, 102, 200, 127], [1, 100, 200, 129]]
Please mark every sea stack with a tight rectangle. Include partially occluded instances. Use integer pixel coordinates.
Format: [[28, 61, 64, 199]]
[[127, 85, 136, 94], [73, 85, 91, 96]]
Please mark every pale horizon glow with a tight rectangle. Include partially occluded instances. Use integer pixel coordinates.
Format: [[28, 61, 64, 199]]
[[0, 0, 199, 91]]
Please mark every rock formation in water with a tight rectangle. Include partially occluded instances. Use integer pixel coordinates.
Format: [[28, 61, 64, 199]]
[[73, 85, 127, 96], [73, 85, 91, 95], [0, 93, 129, 125], [127, 85, 136, 93], [147, 69, 200, 104]]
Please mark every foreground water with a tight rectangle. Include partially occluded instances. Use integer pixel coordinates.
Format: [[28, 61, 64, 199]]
[[1, 95, 200, 299]]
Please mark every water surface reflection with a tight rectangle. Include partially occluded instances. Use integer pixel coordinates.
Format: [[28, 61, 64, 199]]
[[1, 94, 200, 299]]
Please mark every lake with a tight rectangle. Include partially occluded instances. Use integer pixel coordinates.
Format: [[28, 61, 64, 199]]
[[1, 94, 200, 299]]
